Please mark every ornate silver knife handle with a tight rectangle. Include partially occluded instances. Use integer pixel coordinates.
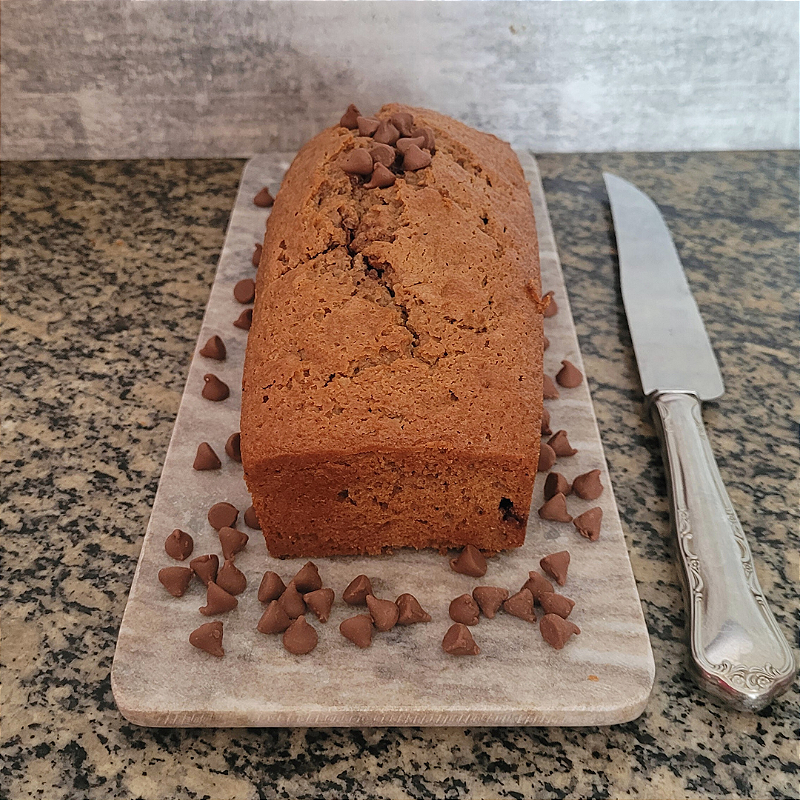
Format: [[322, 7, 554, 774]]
[[649, 391, 796, 711]]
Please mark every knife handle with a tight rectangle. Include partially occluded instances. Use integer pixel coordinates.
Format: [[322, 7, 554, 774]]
[[649, 391, 796, 711]]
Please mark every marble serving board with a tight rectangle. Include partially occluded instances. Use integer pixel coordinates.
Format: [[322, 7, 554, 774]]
[[111, 152, 655, 728]]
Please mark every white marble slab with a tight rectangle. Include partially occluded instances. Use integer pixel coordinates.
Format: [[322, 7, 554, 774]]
[[111, 152, 655, 727]]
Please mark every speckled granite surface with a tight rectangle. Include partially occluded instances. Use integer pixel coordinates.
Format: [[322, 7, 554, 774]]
[[2, 152, 798, 798]]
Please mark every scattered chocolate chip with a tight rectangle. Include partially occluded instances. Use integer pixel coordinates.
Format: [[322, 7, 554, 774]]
[[402, 144, 432, 171], [410, 126, 436, 152], [442, 623, 480, 656], [340, 148, 374, 176], [208, 502, 238, 531], [548, 430, 577, 457], [199, 335, 226, 360], [258, 570, 286, 604], [343, 575, 373, 606], [556, 360, 583, 388], [538, 492, 573, 523], [189, 621, 224, 657], [278, 581, 306, 619], [283, 615, 318, 655], [252, 243, 263, 268], [234, 278, 256, 304], [541, 406, 552, 436], [572, 470, 604, 501], [364, 163, 396, 189], [200, 581, 238, 615], [543, 291, 558, 318], [193, 442, 221, 471], [356, 116, 380, 137], [522, 571, 555, 602], [292, 561, 322, 593], [396, 136, 425, 155], [369, 143, 396, 168], [366, 594, 400, 631], [202, 374, 229, 402], [218, 526, 248, 559], [339, 103, 360, 129], [395, 593, 431, 625], [190, 554, 219, 586], [450, 544, 487, 577], [540, 551, 570, 586], [257, 600, 292, 634], [233, 308, 253, 330], [537, 443, 557, 472], [373, 120, 400, 145], [244, 505, 261, 530], [503, 588, 537, 622], [304, 588, 335, 623], [216, 559, 247, 596], [390, 112, 415, 137], [543, 374, 560, 400], [472, 586, 509, 619], [543, 335, 550, 351], [158, 566, 193, 597], [165, 528, 194, 561], [540, 613, 580, 649], [340, 614, 373, 648], [539, 592, 576, 619], [573, 507, 603, 541], [544, 472, 572, 502], [449, 594, 480, 625], [253, 187, 274, 208], [225, 432, 242, 463]]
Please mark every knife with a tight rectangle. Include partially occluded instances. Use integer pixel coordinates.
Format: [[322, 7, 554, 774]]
[[604, 173, 796, 711]]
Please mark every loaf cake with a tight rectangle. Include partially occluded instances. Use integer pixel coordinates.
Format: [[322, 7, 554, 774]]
[[241, 103, 545, 558]]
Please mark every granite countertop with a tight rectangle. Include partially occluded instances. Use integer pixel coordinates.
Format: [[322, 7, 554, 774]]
[[2, 152, 798, 799]]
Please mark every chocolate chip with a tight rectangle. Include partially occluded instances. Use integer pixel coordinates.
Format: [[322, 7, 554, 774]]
[[556, 360, 583, 388], [442, 623, 480, 656], [216, 559, 247, 596], [208, 502, 238, 531], [369, 143, 397, 168], [292, 561, 322, 593], [234, 278, 255, 304], [225, 432, 242, 463], [396, 136, 425, 155], [543, 335, 550, 351], [199, 335, 226, 360], [340, 614, 373, 648], [390, 112, 415, 137], [278, 581, 306, 619], [522, 571, 554, 602], [193, 442, 221, 471], [253, 187, 274, 208], [258, 571, 286, 604], [257, 600, 292, 634], [449, 544, 487, 577], [573, 507, 603, 541], [410, 126, 436, 152], [543, 374, 559, 400], [218, 526, 248, 559], [190, 554, 219, 586], [548, 430, 577, 457], [395, 593, 431, 625], [449, 594, 480, 625], [339, 103, 361, 129], [233, 308, 253, 330], [472, 586, 509, 619], [200, 581, 238, 615], [283, 615, 318, 655], [540, 551, 570, 586], [202, 374, 229, 402], [572, 470, 604, 501], [366, 594, 400, 631], [356, 116, 380, 137], [402, 144, 432, 171], [541, 406, 552, 436], [543, 291, 558, 317], [343, 575, 373, 606], [537, 443, 557, 472], [340, 148, 374, 176], [539, 592, 576, 619], [189, 621, 224, 657], [503, 588, 537, 622], [544, 472, 572, 502], [304, 588, 335, 623], [252, 243, 263, 268], [540, 613, 580, 649], [364, 163, 396, 189], [158, 566, 193, 597], [373, 120, 400, 145], [165, 528, 194, 561], [538, 492, 573, 523], [244, 505, 261, 530]]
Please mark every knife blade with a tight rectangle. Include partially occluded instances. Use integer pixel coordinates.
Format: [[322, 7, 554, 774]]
[[604, 173, 796, 711]]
